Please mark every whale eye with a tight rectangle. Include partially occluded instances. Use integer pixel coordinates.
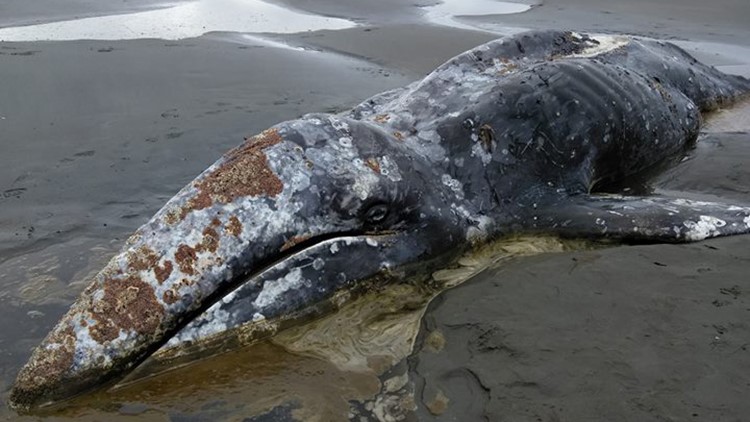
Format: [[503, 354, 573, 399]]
[[364, 204, 389, 224]]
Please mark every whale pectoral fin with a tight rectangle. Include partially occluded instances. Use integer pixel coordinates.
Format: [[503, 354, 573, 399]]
[[535, 195, 750, 243]]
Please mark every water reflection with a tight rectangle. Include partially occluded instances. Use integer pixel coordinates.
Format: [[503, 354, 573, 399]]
[[0, 0, 356, 42], [1, 236, 590, 420]]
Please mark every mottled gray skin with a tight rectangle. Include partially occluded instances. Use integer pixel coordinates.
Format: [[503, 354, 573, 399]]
[[10, 30, 750, 411]]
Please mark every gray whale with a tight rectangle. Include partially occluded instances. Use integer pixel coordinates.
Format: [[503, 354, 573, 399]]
[[10, 30, 750, 411]]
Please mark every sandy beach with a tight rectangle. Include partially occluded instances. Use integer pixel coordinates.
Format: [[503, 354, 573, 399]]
[[1, 0, 749, 420]]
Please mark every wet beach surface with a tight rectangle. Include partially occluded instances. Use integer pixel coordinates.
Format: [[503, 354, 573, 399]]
[[1, 0, 750, 420]]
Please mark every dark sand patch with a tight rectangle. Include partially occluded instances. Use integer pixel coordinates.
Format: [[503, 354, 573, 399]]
[[286, 24, 497, 77], [412, 234, 750, 421]]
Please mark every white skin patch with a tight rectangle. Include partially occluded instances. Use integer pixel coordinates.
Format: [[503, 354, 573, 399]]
[[571, 35, 630, 58], [471, 141, 493, 165], [378, 156, 403, 182], [683, 215, 727, 241], [441, 174, 465, 200], [745, 215, 750, 229], [165, 307, 231, 347], [253, 268, 308, 309], [351, 159, 380, 201]]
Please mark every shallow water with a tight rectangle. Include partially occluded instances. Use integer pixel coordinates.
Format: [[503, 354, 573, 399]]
[[421, 0, 531, 32], [0, 0, 356, 41], [0, 0, 536, 42], [2, 237, 592, 420]]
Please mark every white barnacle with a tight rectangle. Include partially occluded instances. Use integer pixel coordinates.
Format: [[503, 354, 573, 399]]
[[328, 116, 350, 133], [441, 174, 465, 200], [683, 215, 727, 241]]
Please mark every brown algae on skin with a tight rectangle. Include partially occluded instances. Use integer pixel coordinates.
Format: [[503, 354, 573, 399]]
[[280, 235, 312, 252], [164, 128, 285, 224], [373, 114, 390, 123], [126, 246, 159, 272], [174, 244, 198, 276], [225, 215, 243, 237], [199, 227, 220, 253], [478, 124, 495, 153], [10, 324, 77, 408], [89, 275, 165, 343], [154, 260, 174, 284], [364, 157, 381, 174], [195, 128, 284, 203]]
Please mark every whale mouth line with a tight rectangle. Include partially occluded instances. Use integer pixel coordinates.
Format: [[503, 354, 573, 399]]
[[175, 229, 396, 330]]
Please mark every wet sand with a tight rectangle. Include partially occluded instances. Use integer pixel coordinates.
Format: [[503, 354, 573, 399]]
[[1, 0, 750, 420]]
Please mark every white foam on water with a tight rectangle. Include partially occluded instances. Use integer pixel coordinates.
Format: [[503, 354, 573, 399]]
[[422, 0, 531, 31], [0, 0, 356, 42]]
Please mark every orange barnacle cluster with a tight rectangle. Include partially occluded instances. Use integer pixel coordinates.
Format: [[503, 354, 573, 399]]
[[365, 157, 381, 174], [11, 324, 76, 397], [280, 234, 313, 252], [226, 215, 243, 237]]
